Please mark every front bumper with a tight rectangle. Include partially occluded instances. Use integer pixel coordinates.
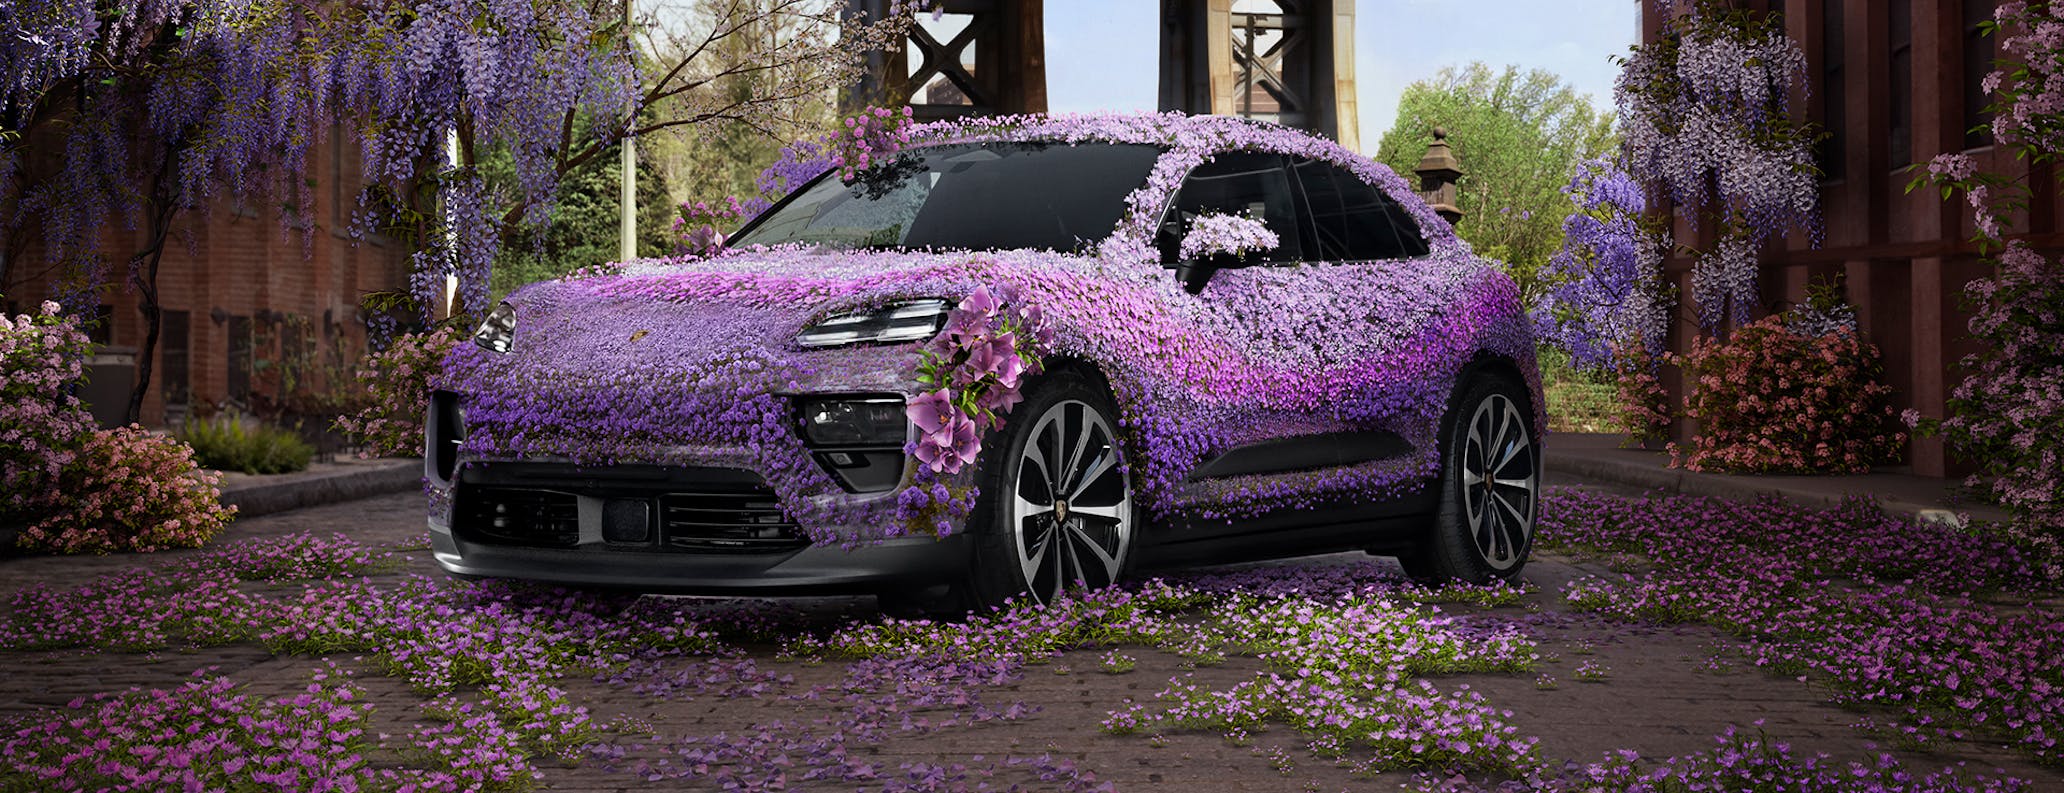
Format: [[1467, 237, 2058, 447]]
[[429, 522, 970, 595], [426, 460, 968, 595]]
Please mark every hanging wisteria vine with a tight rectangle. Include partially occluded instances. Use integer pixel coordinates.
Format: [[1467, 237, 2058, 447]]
[[1615, 0, 1822, 329]]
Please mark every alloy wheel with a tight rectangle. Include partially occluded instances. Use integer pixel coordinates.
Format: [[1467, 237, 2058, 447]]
[[1460, 392, 1536, 570], [1007, 399, 1132, 604]]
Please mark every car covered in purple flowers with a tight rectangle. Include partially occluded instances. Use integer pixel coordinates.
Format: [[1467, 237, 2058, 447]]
[[425, 113, 1544, 613]]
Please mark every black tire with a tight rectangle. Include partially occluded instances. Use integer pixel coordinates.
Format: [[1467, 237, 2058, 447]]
[[953, 369, 1138, 612], [1400, 375, 1540, 585]]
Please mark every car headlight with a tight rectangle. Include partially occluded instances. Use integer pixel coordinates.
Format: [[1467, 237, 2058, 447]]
[[474, 301, 516, 353], [795, 299, 949, 348]]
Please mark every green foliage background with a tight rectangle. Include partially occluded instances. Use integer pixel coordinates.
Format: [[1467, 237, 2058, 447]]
[[1374, 62, 1618, 304]]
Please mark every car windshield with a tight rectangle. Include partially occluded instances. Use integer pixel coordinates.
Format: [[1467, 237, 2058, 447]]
[[730, 142, 1164, 253]]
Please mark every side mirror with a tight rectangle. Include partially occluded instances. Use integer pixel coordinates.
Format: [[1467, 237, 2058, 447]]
[[1173, 257, 1222, 295]]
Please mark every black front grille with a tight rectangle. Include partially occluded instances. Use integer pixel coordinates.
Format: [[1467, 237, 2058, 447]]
[[457, 487, 580, 548], [659, 490, 809, 552]]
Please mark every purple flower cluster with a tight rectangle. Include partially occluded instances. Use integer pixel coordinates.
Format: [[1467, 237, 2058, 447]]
[[1616, 1, 1823, 327], [1540, 488, 2064, 764], [1532, 158, 1669, 372], [909, 286, 1055, 475], [1176, 212, 1280, 261], [0, 667, 378, 792]]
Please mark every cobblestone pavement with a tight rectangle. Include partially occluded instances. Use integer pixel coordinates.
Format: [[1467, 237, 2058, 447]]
[[1, 483, 2054, 791]]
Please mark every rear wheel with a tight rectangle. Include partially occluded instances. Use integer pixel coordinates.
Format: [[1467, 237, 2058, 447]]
[[1401, 376, 1539, 584]]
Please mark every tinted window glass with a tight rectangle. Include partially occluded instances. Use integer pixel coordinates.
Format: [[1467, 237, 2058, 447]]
[[731, 142, 1162, 253], [1292, 159, 1429, 261], [1159, 152, 1304, 263]]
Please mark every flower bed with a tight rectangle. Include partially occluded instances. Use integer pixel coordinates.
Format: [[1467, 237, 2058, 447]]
[[0, 515, 2047, 791], [1539, 488, 2064, 765]]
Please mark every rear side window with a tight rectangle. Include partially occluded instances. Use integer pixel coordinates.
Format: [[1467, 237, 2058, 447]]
[[1292, 158, 1430, 261], [1161, 151, 1306, 263]]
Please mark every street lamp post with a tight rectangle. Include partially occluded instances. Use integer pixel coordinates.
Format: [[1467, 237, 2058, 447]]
[[620, 0, 638, 263]]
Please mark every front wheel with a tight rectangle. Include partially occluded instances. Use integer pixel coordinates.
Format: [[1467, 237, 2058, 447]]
[[964, 371, 1136, 611], [1401, 377, 1539, 584]]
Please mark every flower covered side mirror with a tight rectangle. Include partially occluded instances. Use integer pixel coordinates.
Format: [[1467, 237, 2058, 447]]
[[1178, 212, 1278, 260], [1175, 213, 1279, 294]]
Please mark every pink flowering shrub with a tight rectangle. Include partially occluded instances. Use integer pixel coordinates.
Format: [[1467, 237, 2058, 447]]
[[1903, 2, 2064, 539], [1610, 337, 1671, 446], [17, 425, 234, 554], [671, 196, 757, 258], [0, 300, 96, 525], [1667, 314, 1904, 473], [1176, 212, 1278, 260], [834, 105, 915, 180], [333, 326, 464, 458]]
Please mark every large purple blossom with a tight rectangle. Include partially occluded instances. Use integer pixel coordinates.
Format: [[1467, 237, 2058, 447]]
[[1533, 158, 1669, 370]]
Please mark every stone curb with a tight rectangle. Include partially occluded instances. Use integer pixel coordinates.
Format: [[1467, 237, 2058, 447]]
[[1542, 448, 2007, 527], [215, 458, 422, 520]]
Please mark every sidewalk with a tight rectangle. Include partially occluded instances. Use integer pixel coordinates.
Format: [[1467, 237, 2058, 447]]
[[213, 456, 420, 519], [1543, 432, 2010, 526]]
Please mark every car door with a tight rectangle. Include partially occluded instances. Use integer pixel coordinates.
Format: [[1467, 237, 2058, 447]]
[[1158, 150, 1416, 536]]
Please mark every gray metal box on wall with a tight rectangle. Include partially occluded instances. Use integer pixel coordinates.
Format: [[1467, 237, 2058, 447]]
[[83, 347, 136, 429]]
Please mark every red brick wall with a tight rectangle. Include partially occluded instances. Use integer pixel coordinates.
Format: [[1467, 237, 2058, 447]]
[[2, 128, 413, 427]]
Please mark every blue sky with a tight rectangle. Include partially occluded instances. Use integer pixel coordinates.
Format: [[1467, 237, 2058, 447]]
[[1042, 0, 1642, 151]]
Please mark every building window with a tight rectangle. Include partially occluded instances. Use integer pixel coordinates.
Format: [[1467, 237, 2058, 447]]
[[162, 311, 190, 411], [1889, 0, 1913, 167], [228, 315, 253, 405], [1819, 0, 1846, 180], [1964, 0, 1997, 148]]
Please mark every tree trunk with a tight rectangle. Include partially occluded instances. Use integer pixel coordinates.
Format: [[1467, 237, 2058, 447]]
[[124, 161, 180, 426]]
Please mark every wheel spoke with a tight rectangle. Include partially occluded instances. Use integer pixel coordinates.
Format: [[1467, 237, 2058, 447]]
[[1069, 450, 1118, 501], [1065, 521, 1122, 584], [1069, 502, 1125, 521], [1063, 406, 1094, 487], [1039, 415, 1065, 492], [1019, 451, 1055, 506], [1019, 517, 1053, 589]]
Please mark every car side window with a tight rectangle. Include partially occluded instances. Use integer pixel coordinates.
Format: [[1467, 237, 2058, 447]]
[[1159, 151, 1306, 264], [1291, 158, 1431, 261]]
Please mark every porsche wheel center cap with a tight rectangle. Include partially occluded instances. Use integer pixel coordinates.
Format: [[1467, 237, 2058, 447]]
[[1053, 500, 1070, 523]]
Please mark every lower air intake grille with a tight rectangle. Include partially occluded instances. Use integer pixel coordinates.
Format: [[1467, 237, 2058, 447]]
[[456, 488, 580, 548], [659, 490, 808, 552]]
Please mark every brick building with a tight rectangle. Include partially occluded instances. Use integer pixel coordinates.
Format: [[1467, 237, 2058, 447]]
[[1646, 0, 2062, 477], [1, 128, 414, 428]]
